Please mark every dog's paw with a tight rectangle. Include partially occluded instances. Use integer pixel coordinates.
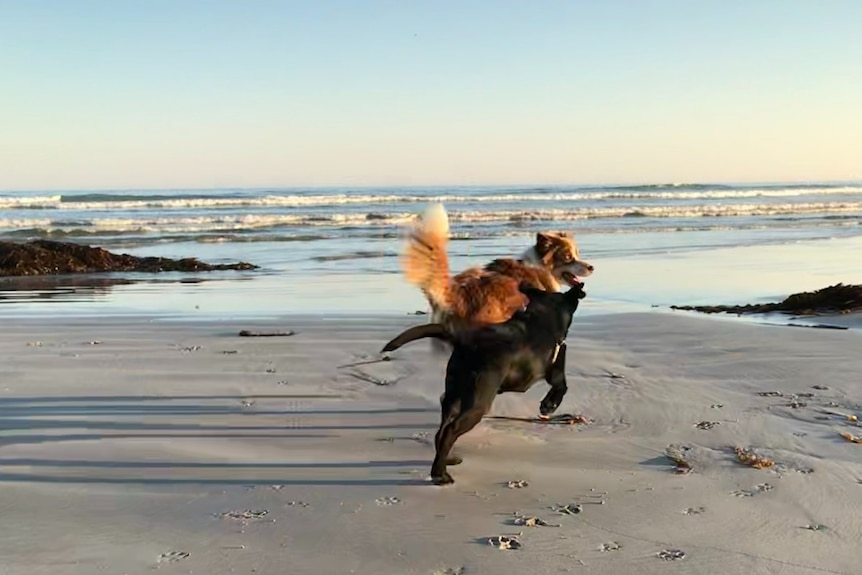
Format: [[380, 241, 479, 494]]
[[445, 455, 463, 466], [431, 472, 455, 485], [539, 401, 560, 417]]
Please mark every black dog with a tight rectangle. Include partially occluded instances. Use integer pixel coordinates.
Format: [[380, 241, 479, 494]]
[[380, 282, 586, 485]]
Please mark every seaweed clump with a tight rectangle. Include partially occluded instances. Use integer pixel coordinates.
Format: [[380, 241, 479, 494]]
[[671, 284, 862, 316], [0, 240, 257, 277]]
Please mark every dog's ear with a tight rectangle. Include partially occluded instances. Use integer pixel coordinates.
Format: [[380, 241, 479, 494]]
[[535, 232, 554, 256]]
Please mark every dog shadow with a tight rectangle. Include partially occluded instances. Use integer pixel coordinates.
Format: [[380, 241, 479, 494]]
[[0, 472, 429, 487], [0, 393, 437, 487]]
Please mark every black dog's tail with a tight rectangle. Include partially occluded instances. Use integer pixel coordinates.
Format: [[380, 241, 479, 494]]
[[381, 323, 453, 353]]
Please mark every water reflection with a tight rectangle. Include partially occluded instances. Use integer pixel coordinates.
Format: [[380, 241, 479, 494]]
[[0, 274, 216, 304], [0, 270, 429, 320]]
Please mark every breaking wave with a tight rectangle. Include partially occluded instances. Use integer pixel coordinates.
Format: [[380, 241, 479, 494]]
[[3, 185, 862, 211]]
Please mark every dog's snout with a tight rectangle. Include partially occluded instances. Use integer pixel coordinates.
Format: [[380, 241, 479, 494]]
[[585, 263, 594, 272]]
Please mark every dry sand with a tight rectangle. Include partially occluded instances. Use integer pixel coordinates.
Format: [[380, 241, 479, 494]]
[[1, 312, 860, 575]]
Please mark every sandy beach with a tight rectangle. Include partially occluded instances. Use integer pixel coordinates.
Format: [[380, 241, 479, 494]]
[[1, 311, 860, 575]]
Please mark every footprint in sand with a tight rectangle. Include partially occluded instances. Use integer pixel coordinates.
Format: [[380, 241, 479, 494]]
[[375, 496, 402, 506], [410, 432, 432, 445], [157, 551, 190, 563], [694, 421, 720, 430], [488, 535, 522, 550], [775, 461, 815, 475], [599, 541, 621, 552], [657, 549, 686, 561], [512, 515, 560, 527], [219, 509, 270, 520], [506, 480, 529, 489], [431, 568, 464, 575], [731, 483, 773, 497], [682, 506, 705, 515], [552, 503, 583, 515], [176, 345, 202, 352]]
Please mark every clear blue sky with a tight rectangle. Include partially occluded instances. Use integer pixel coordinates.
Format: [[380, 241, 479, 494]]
[[1, 0, 860, 190]]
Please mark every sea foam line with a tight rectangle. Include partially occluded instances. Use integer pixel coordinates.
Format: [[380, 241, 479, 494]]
[[0, 202, 860, 233]]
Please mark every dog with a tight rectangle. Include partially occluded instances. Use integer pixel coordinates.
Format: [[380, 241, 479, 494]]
[[400, 203, 594, 337], [381, 281, 587, 485]]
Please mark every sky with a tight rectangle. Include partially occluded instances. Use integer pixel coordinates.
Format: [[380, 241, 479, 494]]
[[1, 0, 861, 190]]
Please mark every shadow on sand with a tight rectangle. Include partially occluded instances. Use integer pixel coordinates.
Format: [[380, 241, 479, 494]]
[[0, 393, 436, 487]]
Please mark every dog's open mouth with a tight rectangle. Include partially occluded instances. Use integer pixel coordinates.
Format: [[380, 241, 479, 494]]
[[562, 271, 581, 287]]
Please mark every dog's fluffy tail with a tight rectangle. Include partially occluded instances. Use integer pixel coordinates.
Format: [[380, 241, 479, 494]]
[[381, 323, 452, 353], [400, 203, 451, 310]]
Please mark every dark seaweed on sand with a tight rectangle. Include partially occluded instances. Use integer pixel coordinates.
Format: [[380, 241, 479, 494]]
[[671, 283, 862, 316], [0, 239, 257, 276]]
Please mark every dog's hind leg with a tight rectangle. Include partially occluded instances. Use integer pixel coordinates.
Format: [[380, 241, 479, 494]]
[[430, 383, 495, 485], [433, 393, 463, 466], [539, 343, 568, 417]]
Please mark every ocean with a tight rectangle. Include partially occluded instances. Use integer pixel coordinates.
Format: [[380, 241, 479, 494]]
[[2, 182, 861, 321]]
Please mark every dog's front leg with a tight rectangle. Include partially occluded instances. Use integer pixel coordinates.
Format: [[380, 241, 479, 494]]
[[539, 343, 568, 417]]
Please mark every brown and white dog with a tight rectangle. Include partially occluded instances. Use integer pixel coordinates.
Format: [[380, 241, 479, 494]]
[[400, 203, 594, 336]]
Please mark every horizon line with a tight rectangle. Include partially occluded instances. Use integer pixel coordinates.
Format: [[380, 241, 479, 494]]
[[3, 178, 862, 194]]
